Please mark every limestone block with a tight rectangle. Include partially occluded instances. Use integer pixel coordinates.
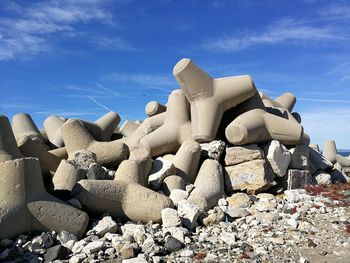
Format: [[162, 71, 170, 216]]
[[200, 140, 226, 161], [172, 140, 201, 184], [169, 189, 189, 206], [145, 101, 167, 117], [225, 109, 304, 146], [289, 144, 309, 170], [224, 159, 275, 194], [309, 147, 332, 172], [264, 140, 291, 177], [177, 200, 200, 230], [314, 172, 332, 185], [161, 208, 181, 228], [226, 193, 251, 208], [285, 169, 312, 190], [173, 58, 256, 142], [139, 90, 192, 156], [187, 159, 225, 211], [323, 140, 337, 164], [161, 175, 185, 196], [225, 144, 264, 166], [61, 119, 129, 167]]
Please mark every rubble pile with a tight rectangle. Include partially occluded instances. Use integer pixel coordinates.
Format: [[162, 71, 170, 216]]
[[0, 58, 349, 262]]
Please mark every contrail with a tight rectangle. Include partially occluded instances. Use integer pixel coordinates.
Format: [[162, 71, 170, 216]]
[[86, 95, 113, 112]]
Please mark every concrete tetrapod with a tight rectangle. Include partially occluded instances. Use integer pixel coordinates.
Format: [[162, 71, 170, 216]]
[[17, 136, 64, 175], [145, 101, 167, 117], [121, 112, 165, 151], [187, 159, 225, 211], [11, 113, 46, 142], [0, 115, 23, 162], [61, 119, 129, 167], [139, 90, 192, 156], [173, 58, 256, 142], [0, 116, 89, 239], [129, 148, 153, 187], [73, 160, 173, 223], [274, 92, 297, 112], [323, 140, 337, 164], [172, 140, 201, 184], [225, 108, 304, 146], [120, 120, 140, 138], [44, 116, 66, 147]]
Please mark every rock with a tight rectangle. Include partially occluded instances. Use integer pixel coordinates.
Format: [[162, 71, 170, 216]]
[[200, 140, 226, 161], [284, 169, 312, 190], [120, 243, 138, 259], [224, 159, 275, 194], [0, 239, 13, 247], [169, 189, 189, 206], [90, 216, 118, 237], [121, 223, 146, 244], [177, 200, 201, 230], [226, 193, 251, 208], [148, 157, 176, 190], [264, 140, 291, 177], [161, 175, 185, 196], [57, 231, 78, 248], [164, 235, 182, 252], [225, 144, 264, 165], [287, 218, 299, 229], [314, 172, 332, 185], [72, 150, 97, 169], [255, 200, 277, 212], [161, 208, 181, 228], [298, 221, 312, 232], [180, 249, 195, 257], [122, 255, 148, 263], [44, 245, 69, 262], [289, 145, 309, 170], [82, 240, 104, 254], [71, 240, 87, 254], [220, 231, 236, 245], [86, 163, 111, 180], [202, 207, 225, 226], [32, 232, 54, 248], [69, 253, 86, 263], [162, 227, 188, 243], [226, 208, 250, 218], [284, 189, 312, 203], [309, 147, 332, 172]]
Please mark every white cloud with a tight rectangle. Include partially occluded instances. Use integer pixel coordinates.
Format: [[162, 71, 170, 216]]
[[203, 18, 349, 52], [0, 0, 128, 60], [107, 73, 176, 87], [34, 110, 98, 117]]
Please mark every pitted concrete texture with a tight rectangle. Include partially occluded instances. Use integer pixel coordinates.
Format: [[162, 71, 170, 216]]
[[11, 113, 46, 142], [61, 119, 129, 167], [173, 58, 256, 142]]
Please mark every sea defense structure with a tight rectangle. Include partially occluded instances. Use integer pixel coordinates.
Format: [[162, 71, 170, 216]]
[[0, 57, 348, 240]]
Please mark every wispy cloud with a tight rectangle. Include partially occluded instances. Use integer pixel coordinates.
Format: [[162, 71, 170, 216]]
[[34, 110, 98, 117], [107, 73, 176, 87], [0, 0, 128, 60], [203, 18, 350, 52], [90, 36, 135, 51], [299, 98, 350, 103]]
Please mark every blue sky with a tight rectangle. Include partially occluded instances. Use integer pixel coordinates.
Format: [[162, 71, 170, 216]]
[[0, 0, 350, 148]]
